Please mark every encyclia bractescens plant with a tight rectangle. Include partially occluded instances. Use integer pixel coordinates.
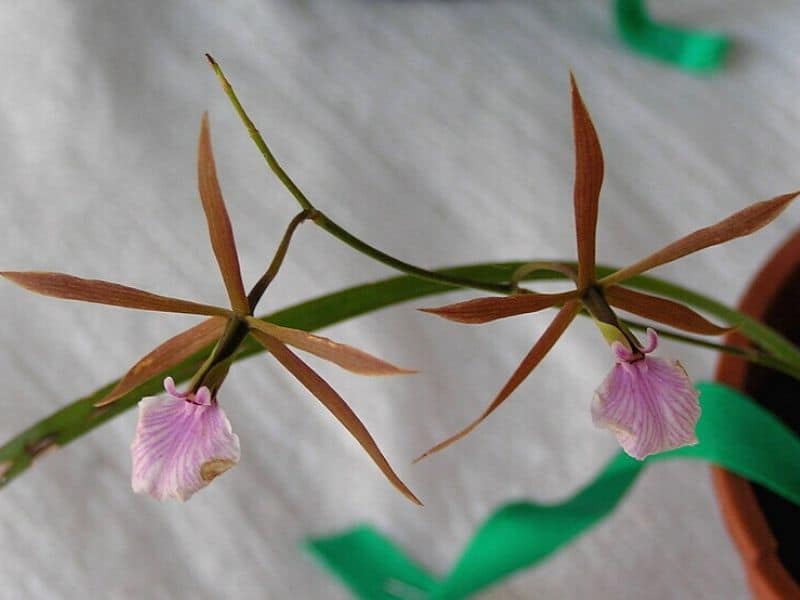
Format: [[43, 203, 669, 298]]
[[1, 115, 420, 504], [1, 57, 798, 507], [415, 76, 798, 461]]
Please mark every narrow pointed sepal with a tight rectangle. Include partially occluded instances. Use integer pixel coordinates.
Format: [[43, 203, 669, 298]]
[[414, 300, 580, 461], [604, 191, 799, 286], [198, 114, 250, 314], [250, 330, 422, 505], [246, 318, 415, 376], [570, 73, 604, 289], [605, 286, 731, 336], [0, 271, 232, 317], [419, 291, 574, 324], [96, 317, 227, 407], [131, 378, 240, 501], [592, 330, 700, 460]]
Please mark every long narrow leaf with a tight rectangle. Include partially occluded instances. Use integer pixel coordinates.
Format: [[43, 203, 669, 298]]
[[571, 74, 604, 289], [251, 330, 421, 505], [198, 114, 250, 314], [602, 191, 799, 286], [2, 262, 799, 490], [419, 291, 574, 324], [0, 271, 232, 317], [605, 286, 731, 336], [414, 300, 580, 462], [246, 318, 414, 376], [95, 317, 228, 407]]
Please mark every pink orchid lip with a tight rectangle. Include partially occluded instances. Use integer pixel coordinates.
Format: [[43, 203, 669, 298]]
[[130, 377, 240, 501], [593, 330, 701, 460]]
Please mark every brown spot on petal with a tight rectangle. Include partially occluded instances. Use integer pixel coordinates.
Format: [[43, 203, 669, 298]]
[[200, 459, 235, 482]]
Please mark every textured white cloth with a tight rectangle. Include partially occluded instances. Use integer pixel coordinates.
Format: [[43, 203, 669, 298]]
[[2, 1, 799, 598]]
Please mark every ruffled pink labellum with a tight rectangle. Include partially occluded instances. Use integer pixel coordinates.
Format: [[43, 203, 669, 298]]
[[131, 377, 241, 501], [592, 329, 700, 460]]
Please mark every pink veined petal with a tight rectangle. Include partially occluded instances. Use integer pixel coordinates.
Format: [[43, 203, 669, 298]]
[[592, 330, 700, 460], [131, 379, 240, 501]]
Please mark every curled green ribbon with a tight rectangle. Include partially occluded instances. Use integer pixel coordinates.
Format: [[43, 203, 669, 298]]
[[614, 0, 730, 72], [307, 382, 800, 599]]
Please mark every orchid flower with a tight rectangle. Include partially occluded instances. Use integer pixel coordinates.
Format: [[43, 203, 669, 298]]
[[131, 378, 241, 501], [592, 329, 700, 459], [417, 74, 797, 461], [1, 115, 420, 504]]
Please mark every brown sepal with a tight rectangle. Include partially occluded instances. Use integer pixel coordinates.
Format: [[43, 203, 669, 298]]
[[198, 114, 250, 314], [95, 316, 228, 407], [251, 330, 422, 505], [605, 286, 732, 336], [246, 318, 415, 376], [571, 74, 604, 289], [0, 271, 232, 317], [419, 291, 575, 324], [605, 191, 799, 286], [414, 300, 580, 461]]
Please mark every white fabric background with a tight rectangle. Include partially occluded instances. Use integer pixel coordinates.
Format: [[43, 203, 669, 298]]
[[1, 1, 799, 598]]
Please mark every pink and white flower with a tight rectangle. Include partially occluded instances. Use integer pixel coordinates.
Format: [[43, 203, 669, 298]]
[[131, 377, 240, 501], [592, 329, 700, 460]]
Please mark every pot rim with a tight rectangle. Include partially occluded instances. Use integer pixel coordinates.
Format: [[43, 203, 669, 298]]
[[712, 228, 800, 599]]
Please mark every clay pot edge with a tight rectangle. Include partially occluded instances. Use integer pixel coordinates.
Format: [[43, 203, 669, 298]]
[[712, 229, 800, 599]]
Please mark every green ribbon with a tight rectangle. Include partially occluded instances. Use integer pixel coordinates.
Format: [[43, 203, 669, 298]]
[[307, 382, 800, 599], [614, 0, 730, 72]]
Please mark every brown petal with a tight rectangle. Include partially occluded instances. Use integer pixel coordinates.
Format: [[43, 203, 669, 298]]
[[0, 271, 232, 316], [418, 291, 575, 324], [605, 286, 731, 336], [571, 73, 604, 289], [95, 316, 227, 407], [246, 318, 414, 376], [198, 114, 250, 314], [251, 330, 421, 505], [414, 300, 580, 462], [602, 191, 800, 286]]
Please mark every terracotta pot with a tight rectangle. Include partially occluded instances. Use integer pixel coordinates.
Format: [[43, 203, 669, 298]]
[[712, 229, 800, 599]]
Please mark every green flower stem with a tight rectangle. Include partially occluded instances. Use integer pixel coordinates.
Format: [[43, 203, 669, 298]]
[[582, 286, 641, 352], [310, 212, 513, 294], [248, 209, 314, 310], [205, 54, 313, 212], [206, 54, 513, 297], [193, 210, 314, 394], [2, 262, 799, 490], [188, 316, 249, 394]]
